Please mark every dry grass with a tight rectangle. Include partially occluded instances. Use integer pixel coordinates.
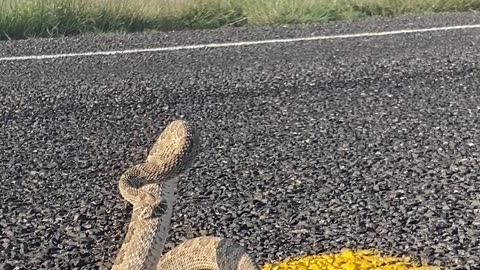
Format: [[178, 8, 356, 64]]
[[1, 0, 479, 40]]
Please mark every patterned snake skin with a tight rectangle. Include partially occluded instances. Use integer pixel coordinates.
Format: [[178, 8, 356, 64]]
[[111, 120, 261, 270]]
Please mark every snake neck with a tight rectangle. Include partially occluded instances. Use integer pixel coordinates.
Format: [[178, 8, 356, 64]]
[[112, 181, 177, 270]]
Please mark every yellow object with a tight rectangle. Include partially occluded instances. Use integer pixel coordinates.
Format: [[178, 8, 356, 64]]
[[262, 249, 440, 270]]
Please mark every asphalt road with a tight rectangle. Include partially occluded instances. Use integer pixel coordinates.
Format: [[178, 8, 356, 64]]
[[1, 12, 480, 270]]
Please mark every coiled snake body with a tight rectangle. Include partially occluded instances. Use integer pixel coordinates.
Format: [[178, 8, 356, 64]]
[[112, 120, 260, 270]]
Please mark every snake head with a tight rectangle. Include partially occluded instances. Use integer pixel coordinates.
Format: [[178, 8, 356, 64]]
[[139, 196, 170, 219]]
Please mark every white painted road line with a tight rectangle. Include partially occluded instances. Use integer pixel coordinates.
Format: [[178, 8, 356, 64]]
[[1, 24, 479, 62]]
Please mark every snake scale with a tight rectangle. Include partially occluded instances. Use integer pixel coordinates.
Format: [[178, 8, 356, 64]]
[[111, 120, 261, 270]]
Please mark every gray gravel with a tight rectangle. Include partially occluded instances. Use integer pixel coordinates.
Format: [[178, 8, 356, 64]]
[[1, 12, 480, 270]]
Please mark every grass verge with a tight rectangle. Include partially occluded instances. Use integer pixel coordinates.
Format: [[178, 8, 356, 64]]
[[0, 0, 479, 40]]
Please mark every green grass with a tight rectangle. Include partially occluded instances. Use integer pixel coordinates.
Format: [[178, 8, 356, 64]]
[[1, 0, 479, 40]]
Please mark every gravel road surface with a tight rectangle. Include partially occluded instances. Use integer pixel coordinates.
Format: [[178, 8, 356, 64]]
[[1, 12, 480, 270]]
